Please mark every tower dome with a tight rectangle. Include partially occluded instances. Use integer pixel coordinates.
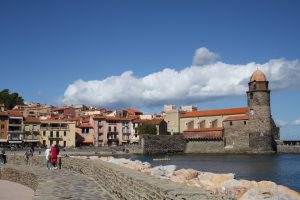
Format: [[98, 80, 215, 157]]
[[250, 69, 267, 82]]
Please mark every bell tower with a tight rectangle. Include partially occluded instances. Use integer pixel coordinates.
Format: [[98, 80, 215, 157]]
[[247, 69, 275, 152]]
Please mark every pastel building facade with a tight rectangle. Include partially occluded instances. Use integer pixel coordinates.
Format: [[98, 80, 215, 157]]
[[40, 120, 76, 147]]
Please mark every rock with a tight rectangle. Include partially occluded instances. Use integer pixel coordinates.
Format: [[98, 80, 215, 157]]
[[223, 179, 256, 199], [169, 168, 198, 183], [277, 185, 300, 200], [142, 165, 176, 178]]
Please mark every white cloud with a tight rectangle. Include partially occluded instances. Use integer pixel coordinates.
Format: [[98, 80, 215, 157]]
[[61, 47, 300, 108], [192, 47, 219, 66], [276, 120, 290, 127], [276, 119, 300, 127], [292, 119, 300, 126]]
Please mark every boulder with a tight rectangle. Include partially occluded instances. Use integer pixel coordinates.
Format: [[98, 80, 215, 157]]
[[169, 169, 199, 183], [142, 165, 176, 178], [277, 185, 300, 200]]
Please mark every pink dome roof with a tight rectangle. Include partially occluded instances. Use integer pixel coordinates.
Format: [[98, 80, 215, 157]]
[[250, 69, 267, 82]]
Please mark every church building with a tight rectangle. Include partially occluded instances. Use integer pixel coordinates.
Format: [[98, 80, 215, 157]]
[[166, 69, 280, 153]]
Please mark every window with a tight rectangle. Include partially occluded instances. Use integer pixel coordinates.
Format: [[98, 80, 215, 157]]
[[250, 93, 253, 99], [43, 131, 46, 136], [50, 131, 53, 138], [108, 126, 111, 132], [63, 141, 66, 147], [0, 124, 4, 129], [230, 122, 233, 126], [114, 127, 117, 132], [64, 131, 66, 136], [86, 128, 89, 133], [56, 131, 59, 137], [43, 140, 46, 146], [244, 121, 247, 125]]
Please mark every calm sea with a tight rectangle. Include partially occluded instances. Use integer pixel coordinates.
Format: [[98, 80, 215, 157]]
[[129, 154, 300, 192]]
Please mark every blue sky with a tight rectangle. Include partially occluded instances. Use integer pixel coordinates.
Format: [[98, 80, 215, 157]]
[[0, 0, 300, 139]]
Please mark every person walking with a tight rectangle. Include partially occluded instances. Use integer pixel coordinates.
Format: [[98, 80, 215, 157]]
[[45, 145, 51, 169], [0, 146, 5, 164], [50, 144, 58, 169]]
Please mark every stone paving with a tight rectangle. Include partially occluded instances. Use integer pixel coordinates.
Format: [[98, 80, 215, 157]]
[[0, 180, 34, 200], [1, 164, 116, 200]]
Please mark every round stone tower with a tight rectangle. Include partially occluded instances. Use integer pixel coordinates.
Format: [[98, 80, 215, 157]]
[[247, 69, 275, 152]]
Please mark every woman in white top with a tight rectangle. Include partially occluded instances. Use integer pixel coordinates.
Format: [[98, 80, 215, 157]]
[[45, 145, 51, 169]]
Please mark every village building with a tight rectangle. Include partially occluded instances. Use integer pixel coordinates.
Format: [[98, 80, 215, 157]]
[[7, 111, 24, 145], [0, 112, 9, 145], [23, 117, 41, 147], [40, 119, 76, 147]]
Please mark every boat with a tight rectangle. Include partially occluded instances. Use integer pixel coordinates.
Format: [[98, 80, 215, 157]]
[[153, 157, 171, 161]]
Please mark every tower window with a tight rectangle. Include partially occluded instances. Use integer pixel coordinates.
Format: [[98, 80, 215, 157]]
[[253, 84, 256, 90], [250, 93, 253, 99], [230, 122, 233, 126]]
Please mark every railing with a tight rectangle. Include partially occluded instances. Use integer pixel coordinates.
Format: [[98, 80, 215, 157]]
[[41, 127, 68, 130]]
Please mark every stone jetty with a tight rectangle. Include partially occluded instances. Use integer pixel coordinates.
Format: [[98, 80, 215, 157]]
[[90, 156, 300, 200]]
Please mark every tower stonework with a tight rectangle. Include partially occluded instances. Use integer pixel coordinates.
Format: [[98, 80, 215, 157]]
[[247, 69, 276, 152]]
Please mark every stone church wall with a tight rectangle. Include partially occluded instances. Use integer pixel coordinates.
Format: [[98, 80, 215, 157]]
[[185, 140, 225, 153]]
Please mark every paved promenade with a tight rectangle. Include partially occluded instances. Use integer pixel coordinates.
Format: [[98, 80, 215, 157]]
[[0, 180, 34, 200], [1, 164, 115, 200]]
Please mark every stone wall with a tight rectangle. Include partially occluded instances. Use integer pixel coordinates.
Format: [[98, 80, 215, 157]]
[[185, 140, 225, 153], [0, 167, 38, 191], [277, 145, 300, 154], [223, 120, 250, 153], [140, 134, 187, 154], [2, 155, 227, 200]]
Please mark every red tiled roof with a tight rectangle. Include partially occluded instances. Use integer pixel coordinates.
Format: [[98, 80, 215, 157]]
[[127, 109, 143, 115], [24, 117, 40, 123], [223, 114, 249, 122], [184, 127, 224, 132], [0, 111, 8, 116], [147, 118, 164, 125], [52, 106, 71, 111], [180, 107, 248, 118], [82, 140, 93, 144], [94, 115, 138, 121], [8, 110, 23, 117]]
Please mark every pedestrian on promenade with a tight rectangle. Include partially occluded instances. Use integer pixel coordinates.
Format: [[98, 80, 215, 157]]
[[45, 145, 51, 169], [58, 154, 62, 169], [0, 146, 5, 164], [50, 144, 59, 169]]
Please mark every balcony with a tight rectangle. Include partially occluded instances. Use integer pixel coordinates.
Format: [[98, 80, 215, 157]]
[[41, 127, 68, 130], [24, 135, 39, 142], [48, 136, 63, 141]]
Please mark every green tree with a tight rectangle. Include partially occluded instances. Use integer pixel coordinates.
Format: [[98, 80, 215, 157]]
[[137, 123, 157, 135], [0, 89, 25, 109]]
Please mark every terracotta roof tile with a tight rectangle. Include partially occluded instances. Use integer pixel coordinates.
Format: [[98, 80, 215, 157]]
[[24, 117, 40, 123], [223, 115, 249, 122], [184, 127, 224, 132], [180, 107, 248, 118], [8, 110, 23, 117], [127, 109, 143, 115]]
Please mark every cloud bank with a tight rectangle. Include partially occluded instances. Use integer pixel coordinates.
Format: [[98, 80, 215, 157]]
[[277, 119, 300, 127], [61, 47, 300, 108]]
